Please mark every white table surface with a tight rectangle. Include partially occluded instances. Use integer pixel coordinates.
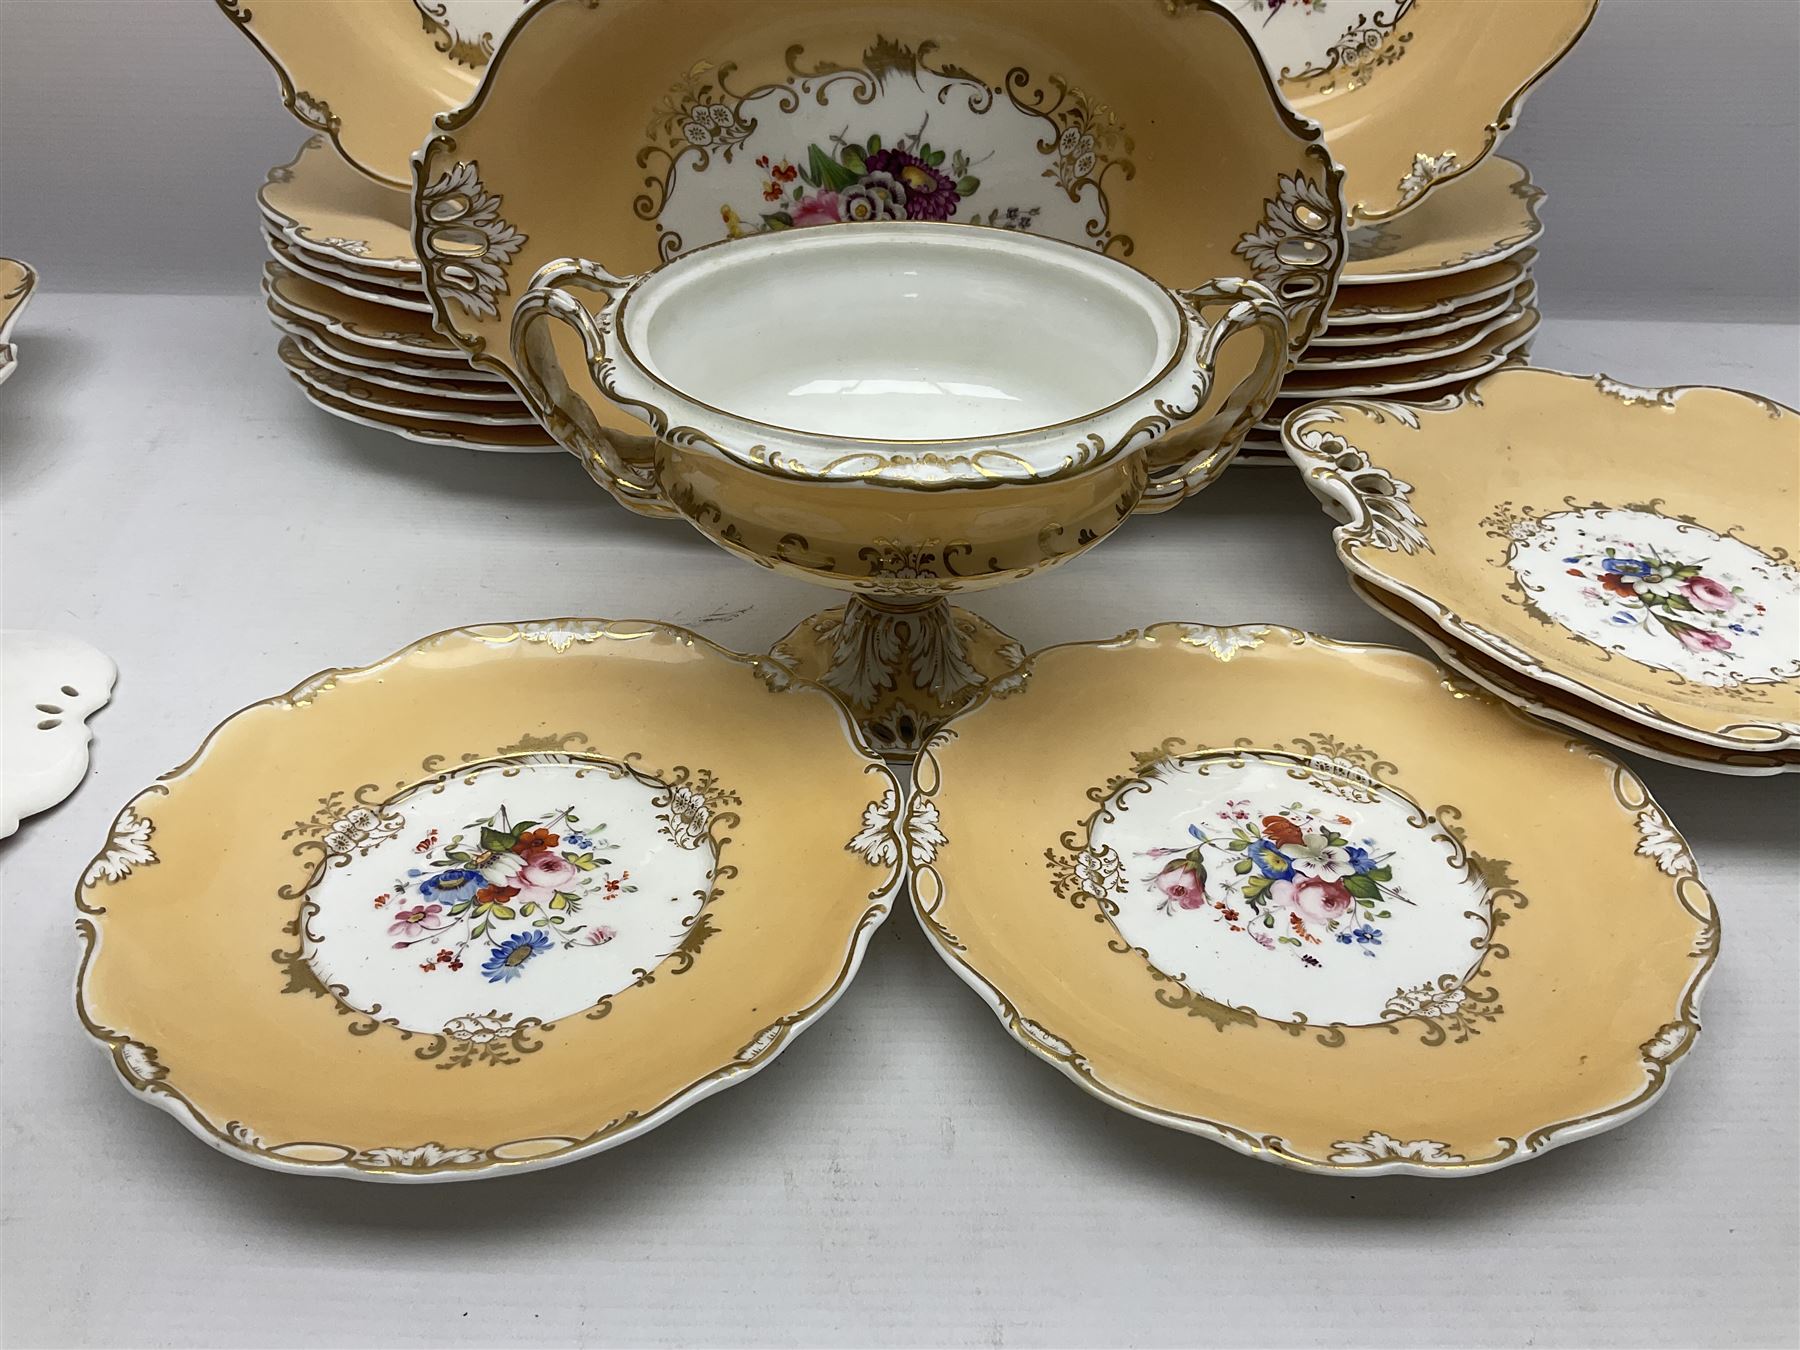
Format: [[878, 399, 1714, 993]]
[[1, 295, 1795, 1350]]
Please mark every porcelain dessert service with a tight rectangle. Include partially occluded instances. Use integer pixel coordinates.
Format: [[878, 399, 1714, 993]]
[[66, 0, 1758, 1185], [76, 620, 907, 1181], [0, 256, 37, 388], [908, 621, 1715, 1175], [1283, 368, 1800, 773]]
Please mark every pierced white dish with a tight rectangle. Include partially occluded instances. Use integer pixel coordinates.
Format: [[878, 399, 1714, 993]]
[[2, 631, 117, 838]]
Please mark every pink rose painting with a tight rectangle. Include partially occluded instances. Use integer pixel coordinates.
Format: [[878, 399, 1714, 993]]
[[1675, 626, 1733, 653], [1144, 799, 1407, 968], [386, 807, 635, 983], [1154, 861, 1207, 910], [1271, 876, 1354, 925], [1680, 575, 1736, 612], [1567, 540, 1759, 664]]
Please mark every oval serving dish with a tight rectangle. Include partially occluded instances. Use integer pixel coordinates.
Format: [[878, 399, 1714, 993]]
[[1283, 368, 1800, 756]]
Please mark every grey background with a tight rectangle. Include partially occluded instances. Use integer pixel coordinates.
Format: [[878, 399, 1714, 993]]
[[0, 0, 1798, 319]]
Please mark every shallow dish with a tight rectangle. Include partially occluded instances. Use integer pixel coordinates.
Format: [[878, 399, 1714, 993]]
[[1354, 577, 1800, 777], [1226, 1, 1591, 222], [910, 621, 1714, 1175], [1284, 368, 1800, 753], [2, 631, 116, 838], [265, 234, 433, 314], [415, 0, 1345, 492], [265, 262, 461, 356], [1324, 250, 1532, 324], [261, 135, 422, 275], [1277, 305, 1537, 397], [291, 378, 557, 452], [1296, 282, 1533, 370], [0, 256, 38, 387], [77, 620, 903, 1180], [278, 338, 542, 426], [1341, 157, 1543, 284]]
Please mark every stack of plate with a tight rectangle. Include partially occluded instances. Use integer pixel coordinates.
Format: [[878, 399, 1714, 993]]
[[1284, 368, 1799, 776], [258, 136, 555, 452], [1238, 156, 1543, 464]]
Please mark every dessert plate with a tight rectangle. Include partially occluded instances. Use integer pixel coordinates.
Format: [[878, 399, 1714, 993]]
[[278, 338, 542, 426], [414, 0, 1346, 486], [1310, 281, 1521, 347], [1, 631, 117, 838], [264, 234, 433, 313], [259, 222, 421, 293], [911, 622, 1715, 1175], [265, 300, 509, 382], [260, 135, 422, 275], [1277, 306, 1537, 397], [0, 256, 38, 388], [1342, 158, 1544, 283], [1284, 369, 1800, 754], [1228, 0, 1592, 222], [265, 262, 461, 355], [1296, 282, 1534, 370], [1354, 577, 1800, 777], [1325, 250, 1532, 324], [261, 291, 504, 381], [273, 320, 521, 402], [76, 620, 903, 1180], [292, 379, 557, 452]]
